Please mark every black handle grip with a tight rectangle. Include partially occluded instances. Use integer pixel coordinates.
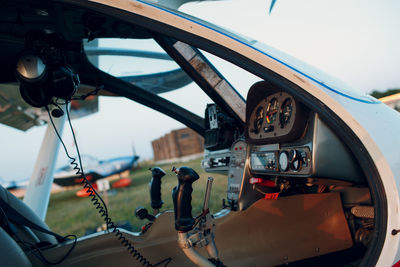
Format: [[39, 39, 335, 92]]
[[134, 206, 155, 221], [172, 166, 200, 232], [149, 167, 166, 210]]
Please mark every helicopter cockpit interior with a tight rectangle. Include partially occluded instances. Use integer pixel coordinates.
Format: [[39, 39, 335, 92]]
[[0, 1, 386, 267]]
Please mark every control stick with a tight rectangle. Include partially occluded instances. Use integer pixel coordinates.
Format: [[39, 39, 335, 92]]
[[172, 166, 199, 232], [172, 168, 224, 267], [149, 167, 166, 215]]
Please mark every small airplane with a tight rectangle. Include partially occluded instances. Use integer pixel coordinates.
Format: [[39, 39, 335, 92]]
[[0, 1, 399, 267], [53, 154, 139, 187], [0, 178, 30, 198]]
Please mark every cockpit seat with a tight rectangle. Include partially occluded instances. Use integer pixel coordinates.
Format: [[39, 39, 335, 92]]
[[0, 227, 32, 266], [0, 185, 57, 266]]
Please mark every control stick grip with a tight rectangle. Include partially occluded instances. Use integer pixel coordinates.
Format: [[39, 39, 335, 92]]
[[149, 167, 166, 210], [172, 166, 200, 232]]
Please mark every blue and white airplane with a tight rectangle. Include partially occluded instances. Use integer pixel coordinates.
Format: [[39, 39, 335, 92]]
[[0, 1, 399, 267], [53, 154, 139, 187]]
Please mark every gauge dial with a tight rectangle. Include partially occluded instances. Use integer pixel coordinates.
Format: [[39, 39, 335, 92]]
[[253, 106, 264, 134], [291, 159, 301, 171], [278, 151, 289, 172], [280, 97, 293, 128], [265, 98, 278, 124]]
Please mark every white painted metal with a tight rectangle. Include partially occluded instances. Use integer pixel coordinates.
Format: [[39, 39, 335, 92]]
[[23, 104, 68, 221]]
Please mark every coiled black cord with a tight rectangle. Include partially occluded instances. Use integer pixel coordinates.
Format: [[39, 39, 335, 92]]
[[46, 102, 171, 267]]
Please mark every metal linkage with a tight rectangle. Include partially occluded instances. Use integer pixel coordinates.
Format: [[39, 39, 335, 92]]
[[174, 174, 223, 267]]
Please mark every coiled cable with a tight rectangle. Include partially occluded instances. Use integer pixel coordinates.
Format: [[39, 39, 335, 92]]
[[46, 102, 171, 266]]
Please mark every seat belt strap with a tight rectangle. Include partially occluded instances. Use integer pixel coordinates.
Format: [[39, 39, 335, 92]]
[[0, 197, 65, 242], [0, 205, 17, 236]]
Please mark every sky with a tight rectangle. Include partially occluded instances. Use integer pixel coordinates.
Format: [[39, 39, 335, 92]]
[[0, 0, 400, 182]]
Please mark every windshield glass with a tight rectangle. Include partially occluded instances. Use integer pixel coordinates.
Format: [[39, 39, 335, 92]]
[[84, 38, 213, 117], [200, 50, 261, 99], [145, 0, 379, 103]]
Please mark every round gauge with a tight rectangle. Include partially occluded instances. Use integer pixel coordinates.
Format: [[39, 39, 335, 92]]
[[278, 151, 289, 172], [291, 159, 301, 171], [265, 98, 278, 124], [279, 97, 293, 128], [253, 106, 264, 134]]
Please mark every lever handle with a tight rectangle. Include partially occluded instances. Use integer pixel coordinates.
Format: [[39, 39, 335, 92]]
[[149, 167, 166, 210], [135, 206, 155, 221], [172, 166, 199, 232]]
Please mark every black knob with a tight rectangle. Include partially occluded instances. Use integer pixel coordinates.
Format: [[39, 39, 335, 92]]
[[289, 149, 305, 171], [172, 166, 200, 232], [135, 206, 155, 221], [149, 167, 166, 210]]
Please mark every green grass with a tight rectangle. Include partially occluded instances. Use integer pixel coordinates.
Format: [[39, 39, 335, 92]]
[[46, 158, 227, 237]]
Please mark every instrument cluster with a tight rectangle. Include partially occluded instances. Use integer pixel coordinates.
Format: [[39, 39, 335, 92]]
[[247, 89, 306, 144], [245, 82, 310, 177], [249, 91, 295, 139]]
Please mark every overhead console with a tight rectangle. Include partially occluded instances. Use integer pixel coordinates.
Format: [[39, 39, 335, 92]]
[[245, 81, 364, 184]]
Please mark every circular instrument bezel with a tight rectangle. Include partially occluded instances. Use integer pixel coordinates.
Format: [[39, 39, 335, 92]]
[[266, 97, 279, 125], [278, 151, 289, 172], [279, 97, 294, 128], [253, 106, 264, 134]]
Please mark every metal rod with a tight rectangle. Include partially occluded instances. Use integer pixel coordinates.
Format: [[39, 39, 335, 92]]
[[203, 177, 214, 212], [177, 232, 214, 267], [205, 237, 219, 260]]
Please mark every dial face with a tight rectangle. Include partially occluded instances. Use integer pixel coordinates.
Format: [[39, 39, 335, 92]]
[[279, 151, 289, 172], [280, 97, 293, 128], [265, 98, 278, 124], [248, 91, 300, 140], [253, 106, 264, 134], [291, 159, 300, 171]]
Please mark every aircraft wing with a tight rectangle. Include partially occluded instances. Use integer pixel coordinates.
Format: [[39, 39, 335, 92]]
[[0, 82, 100, 131], [1, 44, 194, 131], [85, 47, 193, 94], [0, 83, 44, 131], [120, 68, 192, 94]]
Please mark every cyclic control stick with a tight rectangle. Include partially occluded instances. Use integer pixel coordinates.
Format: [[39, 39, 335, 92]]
[[172, 167, 223, 267], [172, 166, 199, 232], [149, 167, 166, 215]]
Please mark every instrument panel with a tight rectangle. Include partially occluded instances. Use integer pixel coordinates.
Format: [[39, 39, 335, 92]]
[[245, 81, 312, 177], [250, 146, 312, 176], [247, 90, 306, 144]]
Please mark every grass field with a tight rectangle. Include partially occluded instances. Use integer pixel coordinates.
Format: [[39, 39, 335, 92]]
[[45, 158, 227, 237]]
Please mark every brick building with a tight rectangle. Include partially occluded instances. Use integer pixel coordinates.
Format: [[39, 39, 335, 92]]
[[152, 128, 204, 162]]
